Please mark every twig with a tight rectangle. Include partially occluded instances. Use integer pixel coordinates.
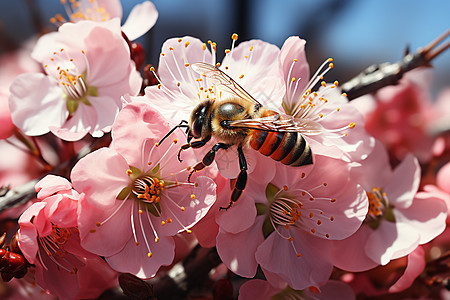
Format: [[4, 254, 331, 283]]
[[342, 30, 450, 100]]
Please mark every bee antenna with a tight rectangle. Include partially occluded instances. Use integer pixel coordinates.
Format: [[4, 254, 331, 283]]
[[158, 120, 189, 146]]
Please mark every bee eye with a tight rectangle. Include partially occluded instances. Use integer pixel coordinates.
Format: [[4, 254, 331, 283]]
[[192, 119, 203, 138]]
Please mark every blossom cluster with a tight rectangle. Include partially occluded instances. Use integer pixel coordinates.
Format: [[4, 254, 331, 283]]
[[0, 1, 449, 299]]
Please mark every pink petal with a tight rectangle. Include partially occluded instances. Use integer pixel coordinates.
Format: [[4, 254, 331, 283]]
[[256, 230, 333, 290], [77, 193, 132, 257], [35, 175, 73, 198], [311, 280, 355, 300], [9, 73, 66, 136], [221, 39, 285, 109], [158, 176, 216, 236], [365, 221, 420, 265], [34, 260, 80, 300], [437, 162, 450, 193], [395, 191, 447, 244], [121, 1, 158, 41], [96, 0, 122, 19], [332, 225, 380, 272], [238, 279, 279, 300], [279, 36, 310, 113], [76, 258, 118, 299], [384, 154, 420, 209], [71, 147, 130, 209], [158, 36, 213, 97], [216, 217, 265, 278], [106, 234, 175, 279], [388, 246, 425, 293]]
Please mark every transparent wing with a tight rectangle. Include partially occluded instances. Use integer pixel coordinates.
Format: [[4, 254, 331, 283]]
[[191, 62, 262, 107], [226, 113, 323, 134]]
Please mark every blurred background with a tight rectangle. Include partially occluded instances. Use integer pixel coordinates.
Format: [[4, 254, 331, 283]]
[[0, 0, 449, 96]]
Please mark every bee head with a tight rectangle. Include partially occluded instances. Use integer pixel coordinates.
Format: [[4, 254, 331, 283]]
[[189, 101, 212, 139]]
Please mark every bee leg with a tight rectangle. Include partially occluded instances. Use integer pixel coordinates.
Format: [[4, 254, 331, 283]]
[[178, 136, 211, 162], [220, 145, 247, 211], [187, 143, 230, 182]]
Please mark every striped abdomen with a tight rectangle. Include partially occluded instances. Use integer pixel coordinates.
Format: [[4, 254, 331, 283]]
[[248, 113, 312, 167]]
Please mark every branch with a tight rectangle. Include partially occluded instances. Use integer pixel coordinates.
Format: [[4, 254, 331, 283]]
[[342, 30, 450, 100]]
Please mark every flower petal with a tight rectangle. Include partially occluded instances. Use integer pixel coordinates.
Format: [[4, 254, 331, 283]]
[[121, 1, 158, 41]]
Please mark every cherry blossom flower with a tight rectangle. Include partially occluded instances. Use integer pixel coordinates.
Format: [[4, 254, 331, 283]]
[[215, 154, 368, 290], [50, 0, 157, 41], [9, 19, 142, 141], [333, 141, 447, 272], [278, 36, 374, 161], [71, 102, 216, 278], [352, 68, 436, 162], [129, 34, 285, 178], [17, 175, 117, 300], [238, 279, 355, 300]]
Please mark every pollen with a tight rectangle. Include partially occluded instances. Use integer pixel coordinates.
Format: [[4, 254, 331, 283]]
[[185, 41, 190, 48], [283, 185, 289, 191], [239, 74, 244, 79], [173, 139, 178, 144], [167, 218, 172, 223], [329, 63, 334, 69], [177, 82, 181, 87], [323, 182, 328, 186], [330, 216, 335, 221], [96, 222, 101, 227], [147, 252, 153, 258], [293, 58, 298, 62], [190, 194, 196, 199], [225, 49, 230, 54], [155, 237, 159, 243], [161, 221, 165, 225], [319, 113, 323, 118], [194, 182, 199, 187], [334, 80, 339, 86], [155, 142, 160, 147], [178, 38, 182, 43], [169, 47, 174, 51], [232, 33, 238, 41], [180, 206, 185, 211], [249, 46, 253, 51], [296, 253, 302, 257], [331, 198, 336, 203], [321, 81, 327, 87], [187, 229, 192, 233], [89, 229, 96, 233], [349, 122, 356, 129], [292, 77, 296, 82], [342, 92, 348, 97], [184, 63, 190, 67], [202, 43, 206, 50]]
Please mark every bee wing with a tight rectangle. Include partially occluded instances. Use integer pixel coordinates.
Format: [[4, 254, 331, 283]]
[[191, 62, 262, 107], [226, 113, 323, 134]]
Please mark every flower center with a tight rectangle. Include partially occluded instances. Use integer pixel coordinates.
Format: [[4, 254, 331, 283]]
[[59, 70, 88, 101], [364, 187, 395, 229], [38, 225, 79, 274], [132, 176, 165, 203]]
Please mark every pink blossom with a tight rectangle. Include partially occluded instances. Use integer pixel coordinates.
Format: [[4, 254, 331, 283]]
[[131, 35, 284, 178], [216, 154, 368, 290], [278, 36, 374, 161], [352, 68, 435, 162], [333, 141, 447, 272], [0, 40, 41, 139], [238, 279, 355, 300], [53, 0, 158, 41], [9, 19, 142, 141], [17, 175, 117, 300], [71, 102, 216, 278]]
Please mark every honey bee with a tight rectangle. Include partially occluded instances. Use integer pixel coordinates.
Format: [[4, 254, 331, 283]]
[[159, 62, 322, 210]]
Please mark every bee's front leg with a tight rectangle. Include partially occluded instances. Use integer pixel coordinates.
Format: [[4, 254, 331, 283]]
[[220, 145, 247, 211], [178, 136, 211, 162], [187, 142, 230, 182]]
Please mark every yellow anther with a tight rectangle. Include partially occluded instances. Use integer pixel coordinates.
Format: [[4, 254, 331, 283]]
[[319, 113, 323, 118], [296, 253, 302, 257], [283, 185, 289, 191], [331, 198, 336, 203], [148, 252, 152, 257], [321, 81, 327, 87], [225, 49, 231, 54], [190, 194, 196, 199], [150, 66, 155, 72], [173, 139, 178, 144], [329, 63, 334, 69], [185, 41, 190, 48], [89, 229, 96, 233], [349, 122, 356, 129], [155, 237, 159, 243], [202, 43, 206, 50], [334, 80, 339, 86], [184, 63, 190, 67], [181, 206, 185, 211], [96, 222, 101, 227], [161, 221, 166, 225], [232, 33, 238, 41], [187, 229, 192, 233], [155, 142, 160, 147], [292, 77, 296, 82], [239, 74, 244, 79], [126, 169, 133, 175], [169, 47, 174, 51]]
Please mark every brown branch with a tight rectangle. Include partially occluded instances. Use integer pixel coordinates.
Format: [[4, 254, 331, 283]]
[[342, 30, 450, 100]]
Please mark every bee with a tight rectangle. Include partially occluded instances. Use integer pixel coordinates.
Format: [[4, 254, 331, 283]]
[[159, 62, 321, 210]]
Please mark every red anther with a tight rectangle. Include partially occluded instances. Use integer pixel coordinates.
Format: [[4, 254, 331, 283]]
[[131, 42, 145, 70]]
